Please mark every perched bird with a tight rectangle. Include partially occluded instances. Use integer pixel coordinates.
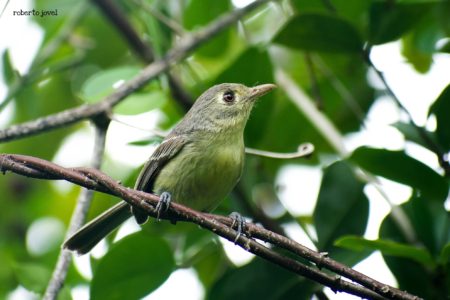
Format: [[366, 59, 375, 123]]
[[64, 83, 276, 254]]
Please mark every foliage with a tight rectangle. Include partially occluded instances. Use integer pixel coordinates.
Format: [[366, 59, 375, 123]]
[[1, 0, 449, 299]]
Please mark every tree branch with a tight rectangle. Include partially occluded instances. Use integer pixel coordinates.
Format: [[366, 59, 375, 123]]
[[42, 115, 109, 300], [0, 0, 271, 143], [0, 154, 421, 300]]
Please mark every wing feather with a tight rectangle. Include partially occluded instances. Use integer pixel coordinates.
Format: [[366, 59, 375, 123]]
[[135, 134, 188, 191], [132, 133, 188, 223]]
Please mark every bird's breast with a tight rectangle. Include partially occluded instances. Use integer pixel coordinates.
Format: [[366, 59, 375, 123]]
[[153, 137, 244, 212]]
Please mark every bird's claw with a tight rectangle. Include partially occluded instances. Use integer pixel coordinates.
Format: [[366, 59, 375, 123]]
[[229, 212, 246, 243], [156, 192, 172, 220]]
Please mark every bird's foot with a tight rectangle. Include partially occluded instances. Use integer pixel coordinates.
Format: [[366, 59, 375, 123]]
[[156, 191, 172, 220], [229, 212, 246, 243]]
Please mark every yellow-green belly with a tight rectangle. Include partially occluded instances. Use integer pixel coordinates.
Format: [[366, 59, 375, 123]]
[[153, 141, 244, 212]]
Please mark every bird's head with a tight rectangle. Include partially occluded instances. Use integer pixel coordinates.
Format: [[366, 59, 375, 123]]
[[185, 83, 276, 132]]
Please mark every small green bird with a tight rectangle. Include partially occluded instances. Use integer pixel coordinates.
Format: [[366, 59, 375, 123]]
[[64, 83, 276, 254]]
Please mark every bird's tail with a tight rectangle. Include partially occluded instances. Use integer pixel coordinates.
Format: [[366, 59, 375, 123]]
[[63, 202, 131, 255]]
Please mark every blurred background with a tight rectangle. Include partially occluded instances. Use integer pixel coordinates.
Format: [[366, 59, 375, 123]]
[[1, 0, 449, 299]]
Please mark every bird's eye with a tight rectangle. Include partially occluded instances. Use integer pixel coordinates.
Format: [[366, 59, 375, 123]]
[[223, 91, 235, 103]]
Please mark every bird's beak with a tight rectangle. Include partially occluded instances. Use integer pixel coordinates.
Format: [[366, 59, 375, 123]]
[[249, 83, 276, 100]]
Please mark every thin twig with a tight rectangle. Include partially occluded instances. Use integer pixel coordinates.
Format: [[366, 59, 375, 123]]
[[276, 69, 348, 156], [0, 154, 421, 300], [0, 0, 271, 143], [43, 115, 109, 300], [304, 53, 324, 110], [107, 113, 169, 137], [167, 74, 193, 111], [0, 0, 10, 19], [132, 0, 185, 36], [313, 55, 367, 125], [245, 143, 314, 159], [364, 48, 450, 175]]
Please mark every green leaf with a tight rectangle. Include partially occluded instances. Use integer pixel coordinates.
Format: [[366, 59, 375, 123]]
[[2, 50, 16, 85], [80, 67, 140, 103], [400, 8, 442, 73], [57, 286, 73, 300], [336, 236, 435, 267], [351, 147, 448, 202], [183, 0, 231, 57], [383, 255, 441, 299], [391, 121, 438, 150], [138, 3, 168, 58], [90, 232, 175, 300], [379, 200, 449, 298], [189, 236, 229, 289], [369, 2, 434, 44], [429, 84, 450, 150], [380, 193, 448, 256], [274, 14, 363, 53], [313, 161, 370, 265], [209, 258, 317, 300], [183, 0, 229, 29], [241, 1, 287, 44], [13, 263, 52, 293], [78, 9, 129, 68], [290, 0, 327, 13], [438, 39, 450, 53], [114, 90, 168, 115], [291, 0, 372, 33], [440, 243, 450, 265], [406, 194, 445, 255], [80, 67, 167, 115], [401, 33, 432, 73]]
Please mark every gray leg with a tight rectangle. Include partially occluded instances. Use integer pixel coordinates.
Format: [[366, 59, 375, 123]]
[[155, 191, 172, 220], [229, 211, 246, 243]]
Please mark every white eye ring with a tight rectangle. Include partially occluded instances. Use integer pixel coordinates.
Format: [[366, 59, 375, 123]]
[[223, 91, 235, 103]]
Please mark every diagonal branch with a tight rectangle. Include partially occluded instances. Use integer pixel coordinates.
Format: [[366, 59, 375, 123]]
[[0, 153, 421, 300], [91, 0, 193, 110], [0, 0, 271, 143]]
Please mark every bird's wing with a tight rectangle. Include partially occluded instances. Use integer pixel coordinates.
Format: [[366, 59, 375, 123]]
[[135, 133, 189, 192], [132, 133, 188, 224]]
